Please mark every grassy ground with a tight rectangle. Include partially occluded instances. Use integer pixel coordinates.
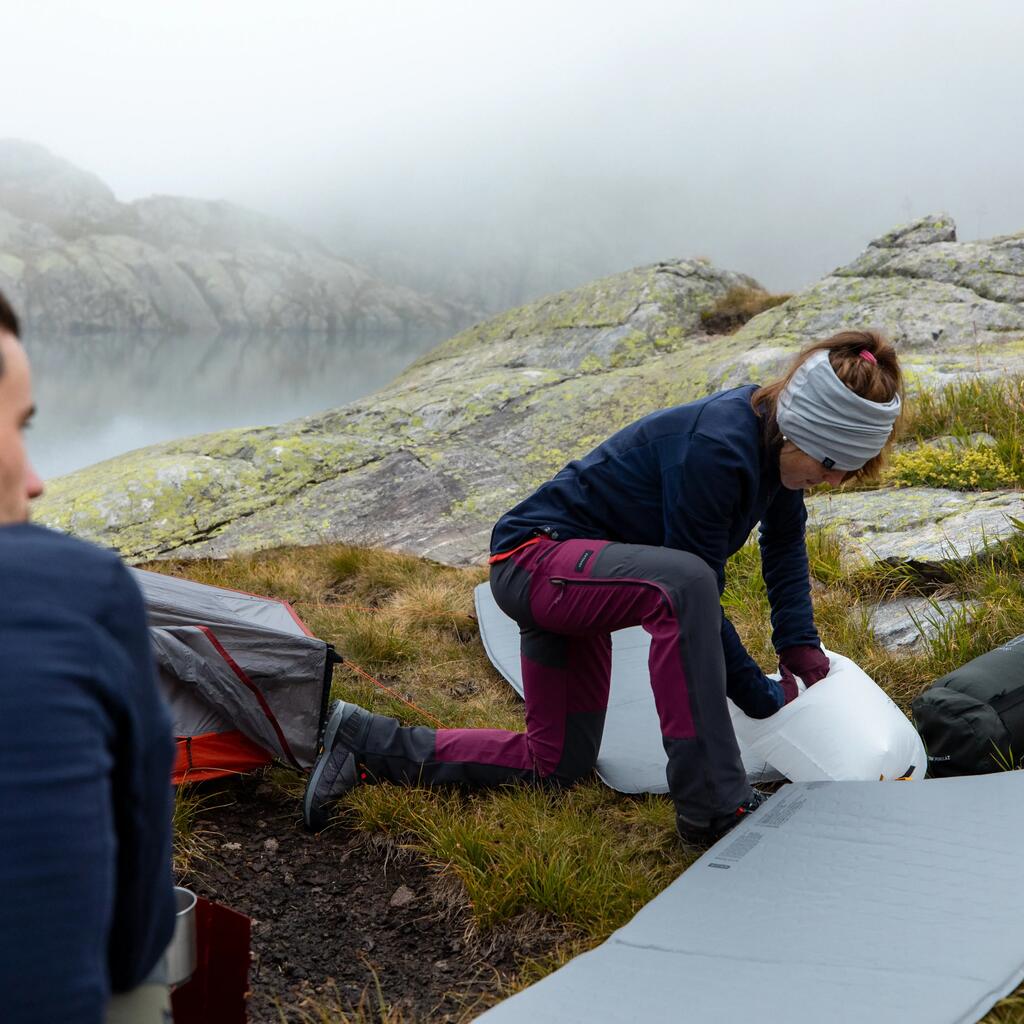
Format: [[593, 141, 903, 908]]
[[163, 374, 1024, 1021]]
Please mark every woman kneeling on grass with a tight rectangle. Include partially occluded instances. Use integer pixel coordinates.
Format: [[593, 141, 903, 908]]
[[304, 331, 904, 844]]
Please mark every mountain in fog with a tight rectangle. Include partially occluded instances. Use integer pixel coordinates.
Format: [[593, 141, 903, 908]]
[[0, 140, 472, 337]]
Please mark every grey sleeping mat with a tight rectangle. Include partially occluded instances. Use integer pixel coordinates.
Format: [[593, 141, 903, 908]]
[[474, 583, 778, 792], [477, 774, 1024, 1024]]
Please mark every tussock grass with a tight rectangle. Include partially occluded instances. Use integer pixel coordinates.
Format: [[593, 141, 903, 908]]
[[273, 975, 408, 1023], [904, 375, 1024, 444], [699, 286, 791, 334], [336, 607, 418, 668], [326, 545, 469, 606], [385, 579, 479, 638], [345, 783, 682, 934], [172, 785, 222, 878]]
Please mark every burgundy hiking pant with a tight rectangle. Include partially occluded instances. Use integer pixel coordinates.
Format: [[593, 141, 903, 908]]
[[352, 538, 751, 819]]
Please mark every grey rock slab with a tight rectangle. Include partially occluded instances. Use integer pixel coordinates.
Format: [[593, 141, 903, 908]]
[[35, 263, 770, 563], [896, 432, 997, 453], [868, 213, 958, 248], [868, 598, 978, 652], [806, 487, 1024, 566]]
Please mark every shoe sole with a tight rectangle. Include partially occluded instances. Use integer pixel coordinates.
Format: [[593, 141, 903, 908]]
[[303, 702, 357, 833]]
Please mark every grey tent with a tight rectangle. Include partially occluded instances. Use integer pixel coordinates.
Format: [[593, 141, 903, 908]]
[[132, 569, 335, 783]]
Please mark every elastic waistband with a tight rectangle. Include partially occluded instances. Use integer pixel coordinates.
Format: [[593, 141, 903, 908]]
[[488, 536, 544, 564]]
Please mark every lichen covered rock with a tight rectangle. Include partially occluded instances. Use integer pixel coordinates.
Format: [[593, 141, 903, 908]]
[[806, 487, 1024, 566], [733, 214, 1024, 380], [35, 259, 769, 562]]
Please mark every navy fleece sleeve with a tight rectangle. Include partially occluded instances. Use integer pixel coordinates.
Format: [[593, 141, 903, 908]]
[[1, 612, 119, 1023], [660, 433, 783, 717], [96, 559, 176, 993], [758, 485, 820, 653], [720, 612, 786, 718]]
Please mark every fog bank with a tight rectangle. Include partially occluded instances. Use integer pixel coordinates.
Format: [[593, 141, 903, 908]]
[[3, 1, 1023, 307]]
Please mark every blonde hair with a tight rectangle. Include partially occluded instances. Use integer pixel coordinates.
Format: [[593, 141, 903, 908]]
[[751, 330, 904, 481]]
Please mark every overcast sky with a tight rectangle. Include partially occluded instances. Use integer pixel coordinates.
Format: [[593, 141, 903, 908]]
[[2, 0, 1023, 292]]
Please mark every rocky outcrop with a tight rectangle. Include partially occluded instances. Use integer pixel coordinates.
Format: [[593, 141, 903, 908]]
[[33, 214, 1024, 569], [732, 214, 1024, 385], [0, 140, 464, 336], [35, 259, 768, 562]]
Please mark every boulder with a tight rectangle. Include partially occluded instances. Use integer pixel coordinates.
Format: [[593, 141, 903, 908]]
[[733, 214, 1024, 384], [0, 139, 120, 238]]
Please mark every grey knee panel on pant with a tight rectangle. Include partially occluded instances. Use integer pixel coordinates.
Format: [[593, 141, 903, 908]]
[[591, 545, 719, 608], [548, 709, 605, 785], [521, 626, 568, 669], [588, 543, 750, 817]]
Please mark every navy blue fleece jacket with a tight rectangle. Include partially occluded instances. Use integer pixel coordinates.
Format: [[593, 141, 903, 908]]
[[0, 524, 175, 1023], [490, 385, 820, 715]]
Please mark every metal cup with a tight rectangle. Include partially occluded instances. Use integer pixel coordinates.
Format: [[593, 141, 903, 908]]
[[165, 886, 198, 987]]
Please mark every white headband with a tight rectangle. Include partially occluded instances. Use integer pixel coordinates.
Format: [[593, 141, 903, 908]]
[[776, 350, 901, 472]]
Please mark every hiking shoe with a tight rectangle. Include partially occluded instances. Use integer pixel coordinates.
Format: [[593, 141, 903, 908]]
[[302, 701, 371, 833], [675, 789, 769, 847]]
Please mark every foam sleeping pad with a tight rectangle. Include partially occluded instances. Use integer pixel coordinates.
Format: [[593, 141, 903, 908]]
[[476, 775, 1024, 1024]]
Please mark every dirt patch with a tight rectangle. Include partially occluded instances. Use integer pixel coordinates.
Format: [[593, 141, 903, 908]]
[[180, 773, 562, 1022]]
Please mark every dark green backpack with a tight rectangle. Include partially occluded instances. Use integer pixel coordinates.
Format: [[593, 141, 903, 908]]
[[912, 636, 1024, 777]]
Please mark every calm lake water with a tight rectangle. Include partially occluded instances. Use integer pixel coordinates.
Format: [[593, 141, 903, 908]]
[[24, 331, 448, 480]]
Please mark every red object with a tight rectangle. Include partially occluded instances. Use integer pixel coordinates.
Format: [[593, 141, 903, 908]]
[[488, 536, 542, 564], [859, 349, 878, 365], [778, 665, 800, 706], [170, 897, 251, 1024], [173, 730, 273, 784], [778, 644, 831, 686], [196, 626, 300, 768]]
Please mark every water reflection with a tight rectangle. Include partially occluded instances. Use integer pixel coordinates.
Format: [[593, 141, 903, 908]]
[[25, 330, 445, 479]]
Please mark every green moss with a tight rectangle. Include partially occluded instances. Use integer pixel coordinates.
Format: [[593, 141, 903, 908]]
[[886, 446, 1016, 490]]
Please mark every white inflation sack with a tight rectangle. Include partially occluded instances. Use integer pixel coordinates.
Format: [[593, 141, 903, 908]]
[[732, 650, 927, 781], [475, 584, 926, 789]]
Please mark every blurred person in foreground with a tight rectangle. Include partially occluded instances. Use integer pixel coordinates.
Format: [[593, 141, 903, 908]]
[[304, 331, 903, 846], [0, 291, 177, 1023]]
